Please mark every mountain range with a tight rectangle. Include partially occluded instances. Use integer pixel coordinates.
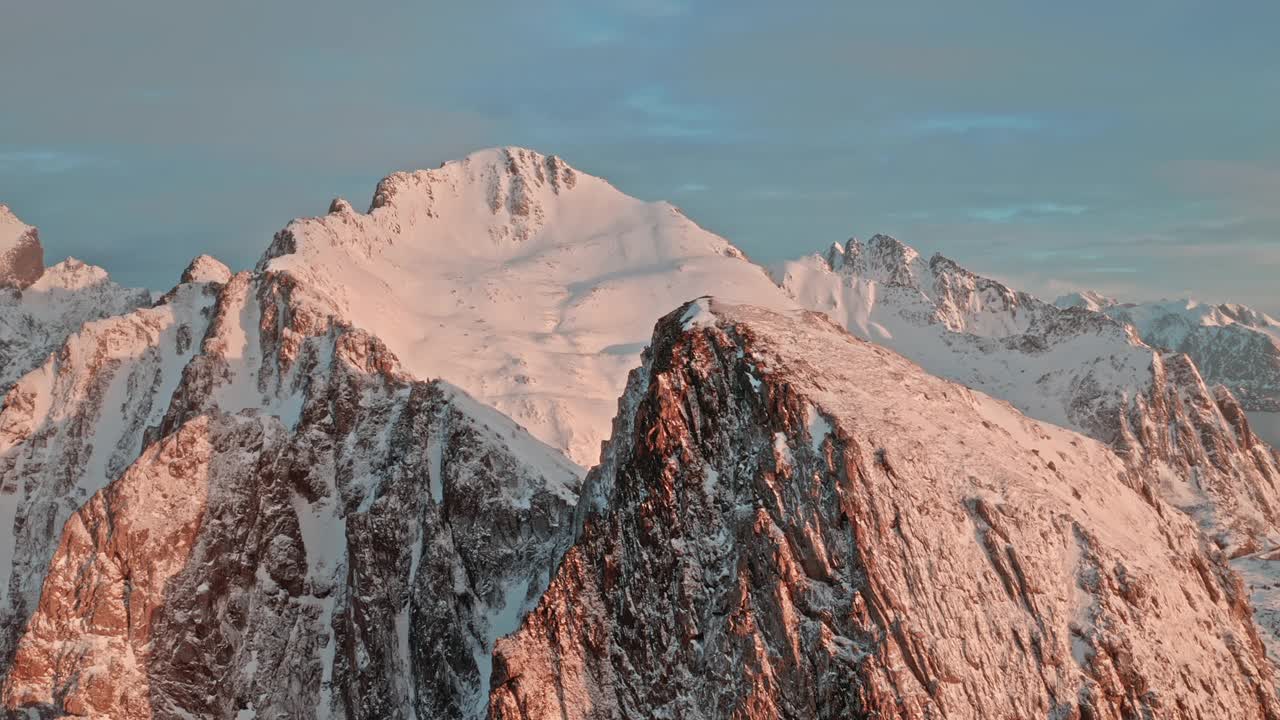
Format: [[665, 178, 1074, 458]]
[[1, 148, 1277, 718]]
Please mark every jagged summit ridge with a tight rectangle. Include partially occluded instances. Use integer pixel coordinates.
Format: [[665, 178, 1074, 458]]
[[261, 147, 586, 266], [1055, 290, 1119, 313]]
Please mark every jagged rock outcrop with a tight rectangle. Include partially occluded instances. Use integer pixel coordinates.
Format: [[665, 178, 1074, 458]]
[[489, 300, 1279, 720], [0, 206, 43, 291], [0, 278, 219, 678], [0, 262, 581, 718]]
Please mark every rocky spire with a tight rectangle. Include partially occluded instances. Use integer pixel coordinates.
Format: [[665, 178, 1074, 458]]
[[0, 205, 44, 290]]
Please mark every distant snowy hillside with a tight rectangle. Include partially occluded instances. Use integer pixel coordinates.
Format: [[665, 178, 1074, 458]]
[[1056, 294, 1280, 415]]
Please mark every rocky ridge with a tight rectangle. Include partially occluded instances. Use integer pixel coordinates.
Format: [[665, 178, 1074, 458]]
[[489, 300, 1278, 719]]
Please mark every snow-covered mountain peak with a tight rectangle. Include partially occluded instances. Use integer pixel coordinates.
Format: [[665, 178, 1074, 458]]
[[823, 239, 847, 270], [327, 196, 356, 216], [31, 257, 112, 291], [1054, 290, 1119, 312], [359, 146, 581, 228], [261, 146, 693, 271], [256, 147, 793, 465], [0, 205, 44, 290], [863, 232, 926, 285], [179, 254, 232, 285], [820, 236, 864, 275], [1218, 302, 1278, 328]]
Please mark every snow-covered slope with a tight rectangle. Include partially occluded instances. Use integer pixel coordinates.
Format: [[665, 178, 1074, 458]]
[[0, 207, 151, 396], [490, 300, 1278, 719], [773, 236, 1280, 552], [1056, 294, 1280, 415], [259, 147, 794, 466]]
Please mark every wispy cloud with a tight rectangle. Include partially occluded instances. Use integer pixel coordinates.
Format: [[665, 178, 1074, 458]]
[[675, 182, 708, 193], [967, 202, 1087, 223], [909, 113, 1043, 136], [0, 149, 92, 174]]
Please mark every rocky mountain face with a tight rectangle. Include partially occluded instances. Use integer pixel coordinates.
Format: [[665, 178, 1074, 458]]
[[1056, 294, 1280, 415], [0, 248, 580, 718], [774, 236, 1280, 554], [2, 148, 1280, 718], [490, 300, 1278, 719]]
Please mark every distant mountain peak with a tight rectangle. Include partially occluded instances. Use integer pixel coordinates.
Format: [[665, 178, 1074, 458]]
[[180, 254, 232, 285], [366, 146, 580, 217], [1054, 290, 1119, 312]]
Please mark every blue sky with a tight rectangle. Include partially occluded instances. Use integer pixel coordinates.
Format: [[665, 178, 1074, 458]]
[[1, 1, 1277, 314]]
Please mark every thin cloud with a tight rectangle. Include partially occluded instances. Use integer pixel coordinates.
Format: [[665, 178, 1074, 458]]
[[0, 149, 92, 174], [910, 113, 1043, 136], [968, 202, 1087, 223]]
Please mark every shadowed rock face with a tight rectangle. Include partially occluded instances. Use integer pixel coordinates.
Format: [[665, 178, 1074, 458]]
[[0, 207, 42, 291], [488, 301, 1279, 720]]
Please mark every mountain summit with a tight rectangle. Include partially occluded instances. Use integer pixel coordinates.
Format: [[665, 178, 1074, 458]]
[[258, 146, 794, 466]]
